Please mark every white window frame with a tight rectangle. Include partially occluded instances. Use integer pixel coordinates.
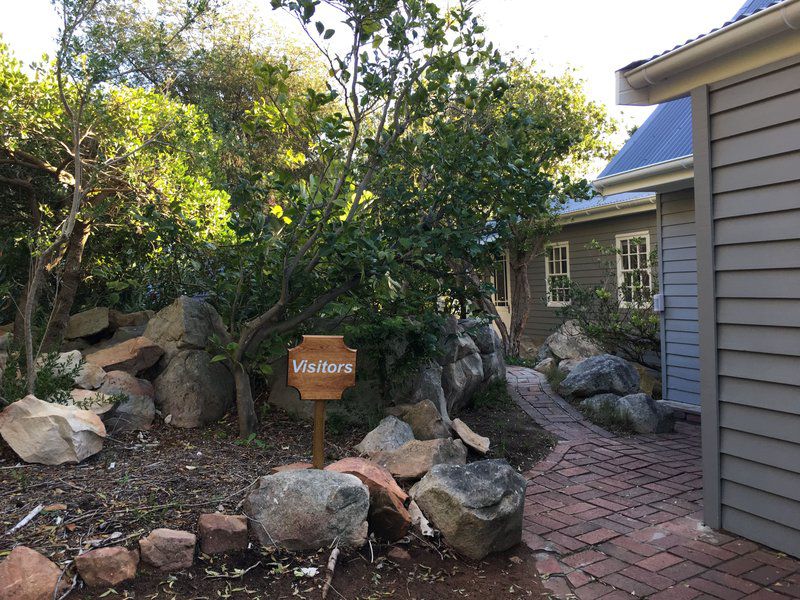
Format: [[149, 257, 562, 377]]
[[545, 242, 571, 307], [491, 253, 512, 309], [615, 231, 653, 308]]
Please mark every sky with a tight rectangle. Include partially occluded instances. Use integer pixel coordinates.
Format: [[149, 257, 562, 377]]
[[0, 0, 745, 132]]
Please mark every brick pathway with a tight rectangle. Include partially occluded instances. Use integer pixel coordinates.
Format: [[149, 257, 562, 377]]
[[508, 366, 800, 599]]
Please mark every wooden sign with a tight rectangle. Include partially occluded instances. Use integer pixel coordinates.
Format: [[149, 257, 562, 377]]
[[286, 336, 357, 468]]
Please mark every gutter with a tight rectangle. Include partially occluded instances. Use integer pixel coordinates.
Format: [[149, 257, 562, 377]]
[[593, 155, 694, 196], [559, 194, 656, 225], [617, 0, 800, 105]]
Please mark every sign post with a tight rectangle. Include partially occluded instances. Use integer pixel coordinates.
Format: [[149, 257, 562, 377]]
[[287, 335, 357, 469]]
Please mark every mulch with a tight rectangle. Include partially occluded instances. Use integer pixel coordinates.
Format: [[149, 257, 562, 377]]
[[0, 395, 549, 599]]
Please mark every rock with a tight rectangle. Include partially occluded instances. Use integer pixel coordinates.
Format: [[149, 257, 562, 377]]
[[411, 460, 526, 560], [65, 307, 110, 339], [0, 546, 68, 600], [354, 416, 415, 455], [534, 357, 555, 374], [541, 320, 603, 361], [143, 296, 227, 363], [535, 344, 555, 364], [618, 393, 675, 434], [198, 514, 248, 555], [270, 462, 313, 474], [244, 470, 369, 551], [406, 362, 450, 424], [630, 362, 662, 397], [154, 350, 234, 428], [557, 357, 585, 375], [325, 457, 411, 541], [99, 371, 156, 432], [0, 395, 106, 465], [558, 354, 640, 400], [451, 418, 490, 454], [45, 350, 81, 375], [74, 362, 106, 390], [84, 337, 163, 374], [387, 400, 450, 440], [407, 500, 434, 536], [139, 529, 196, 571], [442, 352, 484, 413], [109, 309, 154, 329], [579, 393, 621, 414], [100, 370, 155, 399], [68, 389, 116, 415], [74, 546, 138, 589], [387, 547, 412, 562], [481, 350, 506, 384], [372, 438, 467, 481], [439, 328, 480, 365]]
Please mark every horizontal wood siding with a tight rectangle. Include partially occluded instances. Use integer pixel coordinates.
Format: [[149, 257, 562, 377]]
[[707, 58, 800, 556], [524, 211, 657, 343], [659, 191, 700, 406]]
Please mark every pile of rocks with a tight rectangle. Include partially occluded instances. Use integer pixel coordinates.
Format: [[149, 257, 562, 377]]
[[557, 355, 675, 434], [533, 320, 603, 376]]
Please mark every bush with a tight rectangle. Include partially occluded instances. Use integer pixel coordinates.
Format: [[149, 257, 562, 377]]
[[1, 345, 81, 407]]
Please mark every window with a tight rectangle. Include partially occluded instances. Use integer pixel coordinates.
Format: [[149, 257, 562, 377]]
[[545, 242, 571, 307], [616, 231, 653, 307], [491, 255, 511, 309]]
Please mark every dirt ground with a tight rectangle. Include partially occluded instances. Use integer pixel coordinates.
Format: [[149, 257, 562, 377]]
[[0, 392, 552, 599]]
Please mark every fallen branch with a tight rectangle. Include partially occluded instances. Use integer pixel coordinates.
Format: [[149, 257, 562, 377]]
[[6, 503, 44, 536], [321, 546, 340, 600]]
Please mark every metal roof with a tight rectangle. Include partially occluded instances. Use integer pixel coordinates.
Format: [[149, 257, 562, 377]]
[[597, 97, 692, 180], [558, 191, 655, 216]]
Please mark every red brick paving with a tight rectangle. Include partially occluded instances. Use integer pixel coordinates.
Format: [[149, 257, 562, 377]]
[[508, 366, 800, 599]]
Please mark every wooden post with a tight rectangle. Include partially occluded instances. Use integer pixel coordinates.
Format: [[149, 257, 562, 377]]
[[312, 400, 327, 469]]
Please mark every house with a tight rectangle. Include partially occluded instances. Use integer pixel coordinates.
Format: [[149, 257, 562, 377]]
[[601, 0, 800, 557]]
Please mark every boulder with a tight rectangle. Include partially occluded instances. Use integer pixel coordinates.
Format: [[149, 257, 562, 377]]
[[534, 357, 555, 374], [325, 457, 411, 541], [354, 416, 414, 455], [540, 320, 602, 361], [0, 546, 68, 600], [481, 349, 507, 384], [99, 371, 156, 432], [442, 352, 484, 413], [387, 400, 450, 440], [68, 390, 116, 415], [451, 418, 490, 454], [65, 307, 110, 339], [139, 529, 196, 571], [0, 395, 106, 465], [579, 393, 621, 414], [74, 546, 138, 589], [618, 393, 675, 434], [557, 357, 585, 375], [45, 350, 82, 376], [372, 438, 467, 481], [439, 331, 480, 365], [74, 362, 106, 390], [411, 460, 527, 560], [631, 362, 662, 397], [143, 296, 227, 363], [558, 354, 640, 400], [244, 470, 369, 551], [198, 514, 248, 555], [84, 337, 163, 375], [405, 362, 449, 424], [89, 326, 147, 351], [460, 319, 496, 354], [109, 309, 154, 329], [154, 350, 233, 428], [270, 462, 313, 474]]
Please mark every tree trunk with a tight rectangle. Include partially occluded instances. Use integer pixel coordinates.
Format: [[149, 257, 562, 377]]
[[233, 362, 258, 437], [508, 250, 531, 358], [41, 220, 91, 352]]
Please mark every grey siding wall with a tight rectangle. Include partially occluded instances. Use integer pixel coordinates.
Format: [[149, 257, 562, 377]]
[[694, 57, 800, 557], [524, 210, 657, 343], [658, 190, 700, 407]]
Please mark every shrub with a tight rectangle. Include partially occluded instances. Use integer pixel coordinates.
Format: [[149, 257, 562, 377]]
[[1, 345, 81, 406]]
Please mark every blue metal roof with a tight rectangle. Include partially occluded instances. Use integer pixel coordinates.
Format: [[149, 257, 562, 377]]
[[558, 191, 654, 215], [597, 97, 692, 180], [733, 0, 783, 18]]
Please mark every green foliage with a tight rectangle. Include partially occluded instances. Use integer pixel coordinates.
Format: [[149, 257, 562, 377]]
[[545, 363, 566, 391], [1, 345, 81, 406], [558, 238, 661, 365], [471, 379, 512, 410]]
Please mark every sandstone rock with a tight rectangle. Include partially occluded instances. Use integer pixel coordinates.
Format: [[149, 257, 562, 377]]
[[354, 416, 414, 455], [100, 370, 155, 399], [68, 389, 116, 415], [534, 357, 555, 374], [270, 462, 313, 474], [139, 529, 196, 571], [411, 460, 527, 560], [244, 470, 369, 551], [387, 400, 450, 440], [406, 362, 449, 424], [0, 546, 68, 600], [442, 352, 484, 413], [558, 354, 640, 400], [144, 296, 227, 363], [325, 457, 411, 541], [618, 393, 675, 434], [85, 337, 163, 375], [109, 309, 154, 329], [198, 514, 248, 555], [541, 320, 602, 361], [99, 371, 156, 432], [451, 418, 490, 454], [65, 307, 110, 339], [46, 350, 82, 375], [0, 395, 106, 465], [154, 350, 233, 428], [372, 438, 467, 481], [557, 357, 585, 375], [74, 362, 106, 390], [74, 546, 138, 588]]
